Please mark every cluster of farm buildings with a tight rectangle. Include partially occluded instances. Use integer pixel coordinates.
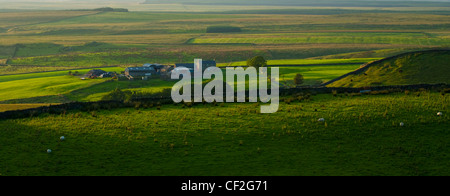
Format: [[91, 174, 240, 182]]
[[86, 60, 216, 80]]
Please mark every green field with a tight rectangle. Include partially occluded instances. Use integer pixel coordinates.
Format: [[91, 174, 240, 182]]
[[327, 50, 450, 87], [278, 65, 361, 86], [190, 33, 450, 46], [218, 58, 379, 67], [0, 4, 449, 177], [1, 91, 448, 176], [0, 67, 122, 102], [0, 60, 365, 104], [1, 11, 449, 72]]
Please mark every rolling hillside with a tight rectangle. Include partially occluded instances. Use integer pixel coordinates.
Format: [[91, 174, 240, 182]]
[[326, 50, 450, 87]]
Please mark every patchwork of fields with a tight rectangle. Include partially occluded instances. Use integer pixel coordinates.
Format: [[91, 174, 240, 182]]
[[0, 59, 366, 104], [0, 9, 448, 109], [190, 32, 450, 46], [0, 11, 449, 68], [0, 6, 449, 176]]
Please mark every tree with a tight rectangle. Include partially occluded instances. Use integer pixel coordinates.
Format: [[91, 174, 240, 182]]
[[101, 88, 132, 102], [246, 56, 267, 69], [294, 73, 304, 86]]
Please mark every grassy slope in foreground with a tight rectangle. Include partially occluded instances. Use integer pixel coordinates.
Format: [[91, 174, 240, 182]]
[[0, 104, 56, 112], [0, 92, 448, 176], [327, 50, 450, 87]]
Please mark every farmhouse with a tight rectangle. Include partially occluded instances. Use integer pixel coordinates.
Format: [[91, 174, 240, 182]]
[[125, 67, 157, 80], [143, 63, 162, 68], [124, 61, 215, 80], [85, 69, 108, 78], [99, 72, 116, 78], [144, 63, 174, 74]]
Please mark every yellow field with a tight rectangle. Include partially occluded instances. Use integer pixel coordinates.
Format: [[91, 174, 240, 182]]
[[1, 12, 449, 46], [0, 104, 58, 112], [0, 34, 196, 45], [0, 10, 448, 74]]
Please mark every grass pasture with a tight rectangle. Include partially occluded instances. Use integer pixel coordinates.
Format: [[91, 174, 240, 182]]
[[0, 67, 123, 102], [66, 79, 178, 102], [0, 11, 98, 28], [278, 65, 361, 85], [0, 45, 16, 59], [0, 11, 448, 71], [0, 75, 105, 102], [218, 58, 379, 67], [0, 59, 366, 103], [327, 50, 450, 87], [5, 46, 389, 68], [218, 58, 376, 85], [0, 66, 92, 76], [0, 6, 449, 177], [0, 91, 448, 176], [190, 32, 450, 46]]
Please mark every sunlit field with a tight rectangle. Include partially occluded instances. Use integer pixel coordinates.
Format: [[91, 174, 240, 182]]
[[0, 60, 365, 104], [0, 1, 449, 177]]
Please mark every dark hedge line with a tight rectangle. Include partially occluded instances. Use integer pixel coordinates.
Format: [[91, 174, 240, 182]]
[[0, 83, 448, 120], [206, 26, 242, 33]]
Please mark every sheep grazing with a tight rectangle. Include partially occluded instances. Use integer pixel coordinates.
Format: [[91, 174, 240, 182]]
[[400, 122, 405, 127], [47, 149, 52, 153], [318, 118, 325, 122], [437, 112, 443, 116], [60, 136, 65, 141]]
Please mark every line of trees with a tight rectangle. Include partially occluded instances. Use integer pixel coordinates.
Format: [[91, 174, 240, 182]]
[[68, 71, 81, 76]]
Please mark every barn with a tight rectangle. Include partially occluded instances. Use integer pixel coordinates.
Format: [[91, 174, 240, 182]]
[[125, 67, 157, 80], [84, 69, 117, 79]]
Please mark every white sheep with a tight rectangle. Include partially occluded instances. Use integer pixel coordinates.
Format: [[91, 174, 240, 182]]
[[400, 122, 405, 127], [318, 118, 325, 122], [60, 136, 65, 141], [47, 149, 52, 153], [437, 112, 443, 116]]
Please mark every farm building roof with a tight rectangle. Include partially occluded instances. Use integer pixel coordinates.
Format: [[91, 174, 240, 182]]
[[143, 63, 164, 68], [86, 69, 107, 77], [126, 67, 156, 72]]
